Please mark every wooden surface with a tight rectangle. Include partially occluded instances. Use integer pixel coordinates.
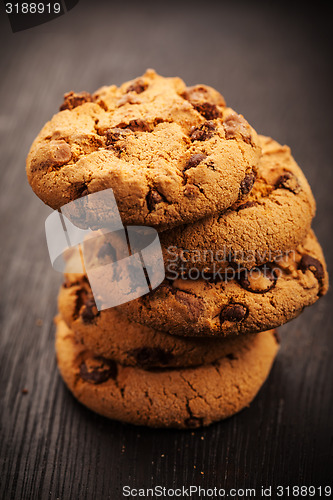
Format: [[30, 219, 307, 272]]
[[0, 2, 332, 498]]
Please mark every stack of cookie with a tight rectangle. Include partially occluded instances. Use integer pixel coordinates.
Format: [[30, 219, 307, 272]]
[[26, 70, 328, 428]]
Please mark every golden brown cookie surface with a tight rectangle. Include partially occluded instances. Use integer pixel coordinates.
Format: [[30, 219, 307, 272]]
[[26, 70, 261, 229]]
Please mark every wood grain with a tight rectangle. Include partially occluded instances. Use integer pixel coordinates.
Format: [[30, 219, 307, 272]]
[[0, 2, 332, 499]]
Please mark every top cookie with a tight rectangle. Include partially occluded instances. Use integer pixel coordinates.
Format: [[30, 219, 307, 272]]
[[26, 69, 261, 229]]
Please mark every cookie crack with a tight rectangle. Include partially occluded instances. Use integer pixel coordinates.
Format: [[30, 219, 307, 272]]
[[192, 182, 209, 201], [179, 373, 210, 408], [144, 389, 154, 407]]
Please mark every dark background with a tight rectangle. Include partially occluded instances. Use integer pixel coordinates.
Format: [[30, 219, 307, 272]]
[[0, 1, 332, 499]]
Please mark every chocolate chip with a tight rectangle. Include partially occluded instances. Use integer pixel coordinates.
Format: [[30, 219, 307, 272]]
[[240, 173, 256, 196], [226, 353, 237, 360], [299, 255, 324, 282], [184, 417, 204, 428], [146, 189, 164, 211], [220, 303, 248, 323], [32, 140, 72, 171], [105, 128, 129, 146], [235, 200, 257, 212], [129, 347, 174, 368], [190, 121, 216, 141], [81, 297, 99, 323], [181, 85, 225, 107], [79, 357, 117, 384], [126, 79, 148, 94], [223, 113, 252, 143], [185, 153, 207, 170], [238, 264, 277, 293], [60, 91, 92, 111], [194, 102, 222, 120], [117, 119, 151, 132], [275, 172, 301, 194]]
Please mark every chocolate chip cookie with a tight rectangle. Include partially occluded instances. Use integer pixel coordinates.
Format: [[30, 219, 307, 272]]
[[57, 279, 278, 368], [160, 135, 316, 272], [112, 230, 328, 336], [55, 319, 279, 428], [26, 69, 261, 229]]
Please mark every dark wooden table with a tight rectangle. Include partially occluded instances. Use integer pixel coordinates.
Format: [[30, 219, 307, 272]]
[[0, 2, 332, 499]]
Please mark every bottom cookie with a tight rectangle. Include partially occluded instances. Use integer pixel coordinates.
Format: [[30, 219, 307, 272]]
[[57, 279, 278, 368], [55, 320, 279, 428]]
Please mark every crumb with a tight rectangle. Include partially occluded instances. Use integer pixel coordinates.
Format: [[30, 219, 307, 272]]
[[21, 388, 28, 395], [36, 319, 43, 327]]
